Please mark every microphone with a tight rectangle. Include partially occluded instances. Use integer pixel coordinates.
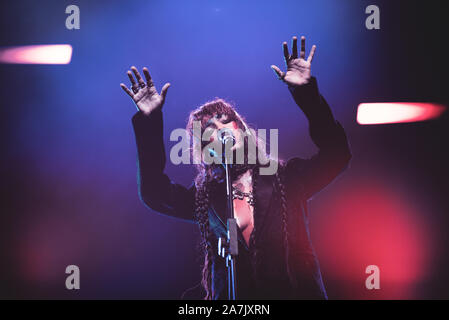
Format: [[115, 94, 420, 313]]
[[219, 129, 235, 166], [219, 128, 236, 145], [207, 129, 235, 167]]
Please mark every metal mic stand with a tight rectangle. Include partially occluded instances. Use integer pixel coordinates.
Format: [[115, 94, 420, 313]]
[[217, 136, 238, 300]]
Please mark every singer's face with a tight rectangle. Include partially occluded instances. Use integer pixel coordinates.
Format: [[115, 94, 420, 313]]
[[204, 113, 244, 151]]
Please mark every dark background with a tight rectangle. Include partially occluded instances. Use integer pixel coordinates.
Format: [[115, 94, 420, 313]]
[[0, 0, 448, 299]]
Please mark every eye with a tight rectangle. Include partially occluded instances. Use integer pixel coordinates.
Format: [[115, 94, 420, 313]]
[[221, 118, 232, 124]]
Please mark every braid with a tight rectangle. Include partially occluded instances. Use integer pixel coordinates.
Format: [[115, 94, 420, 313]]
[[275, 166, 296, 287], [194, 175, 214, 300], [249, 168, 259, 282]]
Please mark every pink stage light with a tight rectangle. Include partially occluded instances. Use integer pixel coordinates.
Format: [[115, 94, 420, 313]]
[[357, 103, 446, 125], [0, 44, 72, 64], [313, 177, 435, 299]]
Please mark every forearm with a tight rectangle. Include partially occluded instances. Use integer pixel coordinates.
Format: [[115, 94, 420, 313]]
[[132, 109, 196, 221], [132, 109, 165, 174], [288, 77, 343, 151], [288, 77, 334, 124], [132, 110, 171, 211]]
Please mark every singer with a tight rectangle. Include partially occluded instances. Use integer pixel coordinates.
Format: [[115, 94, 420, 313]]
[[120, 36, 352, 300]]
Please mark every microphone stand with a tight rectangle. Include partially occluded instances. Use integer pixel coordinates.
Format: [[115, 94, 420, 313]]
[[217, 136, 238, 300]]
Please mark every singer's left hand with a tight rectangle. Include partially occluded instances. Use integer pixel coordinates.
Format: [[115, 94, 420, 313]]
[[271, 36, 316, 87]]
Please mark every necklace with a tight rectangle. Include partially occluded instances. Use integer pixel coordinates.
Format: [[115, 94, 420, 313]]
[[232, 187, 255, 206]]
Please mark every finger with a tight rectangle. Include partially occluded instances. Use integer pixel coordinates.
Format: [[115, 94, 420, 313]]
[[127, 70, 137, 86], [142, 67, 154, 87], [131, 66, 146, 88], [160, 83, 171, 101], [120, 83, 134, 98], [270, 65, 285, 80], [282, 42, 290, 62], [291, 36, 298, 59], [300, 36, 306, 59], [307, 45, 316, 63]]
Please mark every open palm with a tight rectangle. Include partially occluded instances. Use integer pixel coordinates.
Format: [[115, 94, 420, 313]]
[[120, 66, 170, 115], [271, 36, 316, 87]]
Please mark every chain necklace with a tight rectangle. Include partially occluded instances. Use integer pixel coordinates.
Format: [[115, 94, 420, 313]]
[[232, 187, 255, 206]]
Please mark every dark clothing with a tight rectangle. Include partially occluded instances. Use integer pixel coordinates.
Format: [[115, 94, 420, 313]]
[[131, 77, 352, 299]]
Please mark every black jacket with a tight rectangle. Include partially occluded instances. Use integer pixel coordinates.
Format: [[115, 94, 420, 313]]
[[131, 77, 352, 299]]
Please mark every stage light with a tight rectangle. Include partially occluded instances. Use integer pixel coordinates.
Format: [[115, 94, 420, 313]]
[[0, 44, 72, 64], [357, 103, 446, 125], [313, 178, 434, 299]]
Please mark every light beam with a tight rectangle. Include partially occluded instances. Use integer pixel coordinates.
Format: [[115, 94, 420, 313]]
[[357, 103, 446, 125], [0, 44, 72, 64]]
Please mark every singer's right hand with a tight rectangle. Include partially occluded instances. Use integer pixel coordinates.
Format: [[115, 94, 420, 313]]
[[120, 66, 170, 116]]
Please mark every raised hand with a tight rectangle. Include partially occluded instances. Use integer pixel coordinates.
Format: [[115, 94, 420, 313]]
[[271, 36, 316, 87], [120, 66, 170, 116]]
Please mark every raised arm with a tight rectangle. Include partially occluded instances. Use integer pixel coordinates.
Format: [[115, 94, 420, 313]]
[[271, 36, 352, 200], [121, 66, 196, 222]]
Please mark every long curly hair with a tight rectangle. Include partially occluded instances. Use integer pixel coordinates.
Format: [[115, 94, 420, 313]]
[[186, 98, 293, 299]]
